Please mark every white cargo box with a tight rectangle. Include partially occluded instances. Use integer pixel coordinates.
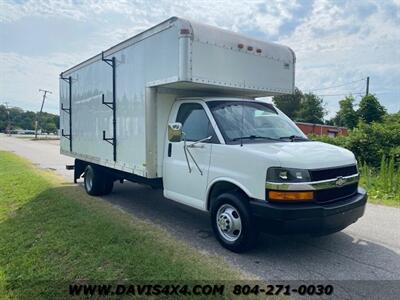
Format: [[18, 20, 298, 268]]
[[60, 17, 295, 178]]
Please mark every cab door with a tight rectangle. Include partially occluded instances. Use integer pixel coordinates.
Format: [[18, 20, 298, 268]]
[[163, 101, 218, 210]]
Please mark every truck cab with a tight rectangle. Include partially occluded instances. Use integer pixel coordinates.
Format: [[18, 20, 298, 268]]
[[163, 97, 367, 252]]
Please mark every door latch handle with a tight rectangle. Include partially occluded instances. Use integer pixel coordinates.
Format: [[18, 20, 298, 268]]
[[187, 144, 205, 149], [187, 136, 212, 149]]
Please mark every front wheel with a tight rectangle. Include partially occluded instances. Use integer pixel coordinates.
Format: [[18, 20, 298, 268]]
[[211, 192, 259, 253]]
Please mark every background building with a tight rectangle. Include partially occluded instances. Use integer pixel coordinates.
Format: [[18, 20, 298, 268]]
[[296, 122, 348, 137]]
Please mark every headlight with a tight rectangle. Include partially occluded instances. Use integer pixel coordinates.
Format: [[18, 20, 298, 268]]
[[267, 167, 311, 183]]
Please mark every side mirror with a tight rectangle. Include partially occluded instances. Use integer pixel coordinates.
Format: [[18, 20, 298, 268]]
[[168, 122, 183, 142]]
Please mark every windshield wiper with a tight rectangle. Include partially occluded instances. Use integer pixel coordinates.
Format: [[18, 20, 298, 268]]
[[279, 135, 309, 142], [232, 135, 281, 142]]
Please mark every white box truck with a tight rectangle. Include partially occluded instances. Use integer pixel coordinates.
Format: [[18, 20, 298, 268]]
[[60, 17, 367, 252]]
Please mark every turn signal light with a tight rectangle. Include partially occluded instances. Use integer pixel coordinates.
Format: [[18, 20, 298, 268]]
[[268, 191, 314, 201]]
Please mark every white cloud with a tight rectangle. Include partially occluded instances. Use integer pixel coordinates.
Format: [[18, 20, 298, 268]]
[[0, 52, 82, 112], [0, 0, 86, 22], [278, 0, 400, 116], [0, 0, 399, 116], [0, 0, 298, 35]]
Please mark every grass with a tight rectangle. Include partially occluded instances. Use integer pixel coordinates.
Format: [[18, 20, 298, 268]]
[[0, 151, 245, 299], [359, 156, 400, 207]]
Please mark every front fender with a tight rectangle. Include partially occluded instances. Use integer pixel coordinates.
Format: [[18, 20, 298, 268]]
[[205, 177, 254, 210]]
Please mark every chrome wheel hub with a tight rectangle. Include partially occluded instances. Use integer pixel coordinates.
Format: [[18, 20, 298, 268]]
[[216, 204, 242, 242], [218, 213, 232, 231]]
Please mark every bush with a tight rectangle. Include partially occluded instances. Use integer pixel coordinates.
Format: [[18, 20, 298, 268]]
[[310, 113, 400, 168], [359, 157, 400, 203], [310, 113, 400, 203]]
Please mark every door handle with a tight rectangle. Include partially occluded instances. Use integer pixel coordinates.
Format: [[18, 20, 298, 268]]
[[187, 144, 205, 149], [168, 143, 172, 157], [187, 136, 212, 149]]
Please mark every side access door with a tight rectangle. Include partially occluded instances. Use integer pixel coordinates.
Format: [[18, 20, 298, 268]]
[[163, 101, 218, 210]]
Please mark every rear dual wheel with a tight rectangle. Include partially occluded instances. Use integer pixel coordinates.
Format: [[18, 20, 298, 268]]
[[84, 165, 114, 196]]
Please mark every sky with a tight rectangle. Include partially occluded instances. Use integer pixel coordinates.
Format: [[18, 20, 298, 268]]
[[0, 0, 399, 118]]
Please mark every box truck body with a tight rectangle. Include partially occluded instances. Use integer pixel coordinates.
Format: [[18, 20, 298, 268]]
[[60, 17, 294, 178], [60, 17, 367, 253]]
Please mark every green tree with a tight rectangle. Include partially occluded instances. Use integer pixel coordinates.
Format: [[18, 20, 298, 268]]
[[333, 95, 358, 129], [0, 105, 59, 133], [0, 105, 8, 131], [358, 94, 386, 123], [40, 112, 59, 133], [325, 119, 335, 126], [272, 87, 303, 119], [296, 93, 326, 124], [311, 113, 400, 167], [42, 122, 57, 134]]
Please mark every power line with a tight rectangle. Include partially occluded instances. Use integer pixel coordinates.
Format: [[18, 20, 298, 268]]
[[370, 90, 400, 94], [315, 87, 364, 93], [316, 90, 398, 97], [308, 78, 367, 92], [315, 92, 364, 97]]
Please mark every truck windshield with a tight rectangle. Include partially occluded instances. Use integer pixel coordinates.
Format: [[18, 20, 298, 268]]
[[207, 101, 307, 144]]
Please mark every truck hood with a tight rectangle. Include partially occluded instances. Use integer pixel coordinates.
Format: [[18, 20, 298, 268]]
[[242, 141, 356, 169]]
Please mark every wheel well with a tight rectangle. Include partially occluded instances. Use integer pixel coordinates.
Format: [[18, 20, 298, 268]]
[[75, 160, 114, 182], [207, 181, 249, 210], [74, 159, 88, 183]]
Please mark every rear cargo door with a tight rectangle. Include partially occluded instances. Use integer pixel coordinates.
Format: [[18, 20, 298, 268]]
[[163, 102, 216, 210]]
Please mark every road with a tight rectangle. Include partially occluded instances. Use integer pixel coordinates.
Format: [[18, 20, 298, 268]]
[[1, 135, 399, 288]]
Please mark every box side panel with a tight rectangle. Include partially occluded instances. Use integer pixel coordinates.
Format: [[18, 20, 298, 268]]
[[68, 59, 115, 164], [59, 25, 180, 177], [59, 80, 70, 153], [156, 92, 177, 177], [191, 40, 294, 94], [115, 26, 180, 176]]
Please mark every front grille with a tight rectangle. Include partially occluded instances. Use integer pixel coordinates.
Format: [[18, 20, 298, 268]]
[[309, 165, 358, 181], [315, 183, 358, 203]]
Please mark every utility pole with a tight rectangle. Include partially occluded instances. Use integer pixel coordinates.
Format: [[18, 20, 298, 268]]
[[35, 89, 52, 139], [365, 76, 370, 96]]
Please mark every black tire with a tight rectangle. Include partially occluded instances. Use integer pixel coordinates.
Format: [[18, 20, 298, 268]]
[[211, 192, 259, 253], [102, 178, 114, 195], [84, 165, 113, 196]]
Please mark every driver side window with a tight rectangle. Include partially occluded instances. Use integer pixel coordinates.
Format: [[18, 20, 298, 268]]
[[176, 103, 218, 143]]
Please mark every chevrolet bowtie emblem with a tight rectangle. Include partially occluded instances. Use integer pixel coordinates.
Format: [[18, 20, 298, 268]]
[[335, 176, 346, 187]]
